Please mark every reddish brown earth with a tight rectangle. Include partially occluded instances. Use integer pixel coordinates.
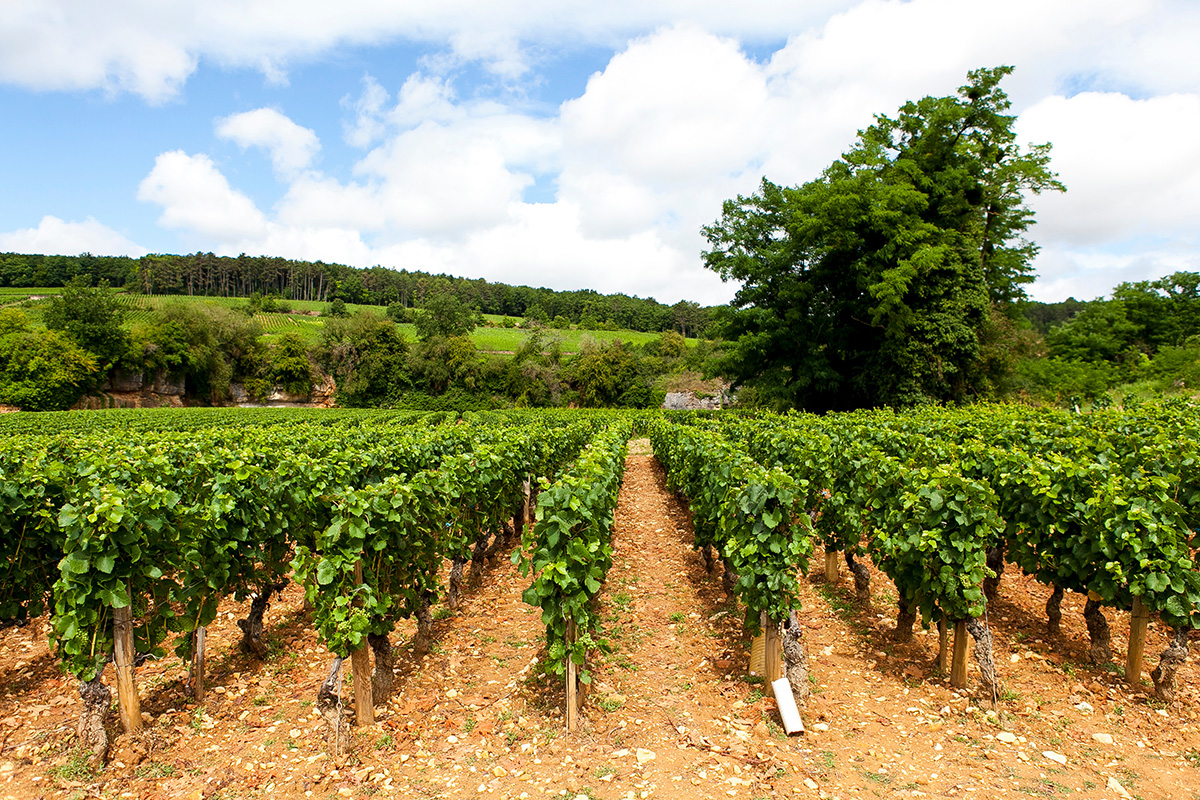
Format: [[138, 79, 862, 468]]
[[1, 442, 1198, 799]]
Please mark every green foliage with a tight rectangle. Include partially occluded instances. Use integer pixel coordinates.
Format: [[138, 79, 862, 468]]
[[516, 424, 631, 676], [0, 310, 97, 410], [323, 298, 349, 318], [42, 277, 127, 369], [568, 340, 655, 408], [318, 313, 411, 406], [414, 293, 479, 340], [703, 67, 1062, 411], [123, 303, 262, 402]]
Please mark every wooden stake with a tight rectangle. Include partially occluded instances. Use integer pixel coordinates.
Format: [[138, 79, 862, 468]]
[[937, 617, 949, 674], [950, 619, 969, 689], [824, 549, 839, 584], [565, 619, 579, 732], [1126, 597, 1150, 685], [351, 561, 374, 726], [763, 612, 784, 697], [190, 626, 206, 701], [112, 603, 142, 734], [523, 478, 533, 530]]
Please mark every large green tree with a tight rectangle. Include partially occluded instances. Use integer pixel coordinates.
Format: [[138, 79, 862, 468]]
[[704, 67, 1062, 411]]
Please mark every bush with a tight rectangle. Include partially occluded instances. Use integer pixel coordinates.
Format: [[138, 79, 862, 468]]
[[0, 310, 97, 410]]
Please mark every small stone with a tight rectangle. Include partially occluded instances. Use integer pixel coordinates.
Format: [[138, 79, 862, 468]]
[[804, 778, 819, 789], [1042, 751, 1067, 765], [1092, 733, 1114, 745], [1107, 777, 1131, 797], [337, 789, 353, 797], [446, 689, 458, 699], [447, 735, 459, 744], [493, 766, 507, 777], [290, 728, 302, 738], [635, 748, 656, 765], [812, 723, 829, 732], [996, 732, 1017, 744], [1074, 701, 1093, 713]]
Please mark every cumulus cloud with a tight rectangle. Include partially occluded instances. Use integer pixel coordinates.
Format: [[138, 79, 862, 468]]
[[0, 215, 147, 257], [105, 1, 1200, 305], [138, 151, 269, 240], [1016, 92, 1200, 244], [341, 75, 390, 148], [215, 108, 321, 179]]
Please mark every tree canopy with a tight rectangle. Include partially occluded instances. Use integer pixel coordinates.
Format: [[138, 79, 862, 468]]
[[704, 66, 1063, 411]]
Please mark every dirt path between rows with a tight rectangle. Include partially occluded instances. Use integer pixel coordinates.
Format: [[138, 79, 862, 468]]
[[1, 443, 1198, 799]]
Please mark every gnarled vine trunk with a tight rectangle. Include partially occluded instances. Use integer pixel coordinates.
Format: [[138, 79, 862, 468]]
[[700, 544, 714, 573], [77, 672, 110, 769], [966, 617, 1000, 705], [447, 555, 466, 609], [413, 597, 434, 657], [783, 611, 810, 705], [317, 657, 350, 755], [237, 580, 287, 659], [469, 533, 492, 583], [845, 552, 871, 605], [368, 633, 394, 703], [1046, 586, 1064, 636], [893, 596, 916, 643], [1083, 599, 1112, 664], [1151, 627, 1189, 705]]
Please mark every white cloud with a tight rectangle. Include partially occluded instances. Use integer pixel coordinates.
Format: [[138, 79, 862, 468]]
[[1016, 91, 1200, 244], [1028, 246, 1200, 302], [0, 216, 147, 257], [215, 108, 321, 179], [102, 1, 1200, 305], [341, 75, 390, 148], [137, 151, 269, 240]]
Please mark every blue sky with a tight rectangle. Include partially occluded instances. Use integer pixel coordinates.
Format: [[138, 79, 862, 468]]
[[2, 1, 1199, 306]]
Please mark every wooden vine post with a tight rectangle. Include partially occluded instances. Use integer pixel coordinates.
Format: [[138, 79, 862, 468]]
[[565, 619, 582, 732], [824, 549, 839, 584], [937, 617, 949, 674], [1126, 597, 1150, 685], [762, 612, 784, 697], [190, 626, 207, 701], [350, 561, 374, 726], [112, 603, 142, 734], [950, 620, 969, 689]]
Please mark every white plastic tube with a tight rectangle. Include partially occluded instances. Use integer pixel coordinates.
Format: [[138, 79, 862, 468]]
[[771, 676, 805, 735]]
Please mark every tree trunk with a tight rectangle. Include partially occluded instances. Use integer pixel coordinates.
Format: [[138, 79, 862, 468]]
[[447, 555, 466, 609], [721, 556, 738, 598], [413, 599, 434, 658], [237, 580, 287, 659], [700, 544, 714, 574], [368, 633, 394, 703], [317, 657, 350, 755], [983, 544, 1005, 602], [845, 552, 871, 605], [1083, 599, 1112, 664], [1150, 627, 1189, 705], [1046, 586, 1064, 636], [893, 596, 916, 643], [783, 611, 810, 705], [77, 672, 110, 770], [966, 617, 1000, 705]]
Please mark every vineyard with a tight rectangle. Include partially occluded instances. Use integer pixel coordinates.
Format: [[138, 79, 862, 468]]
[[1, 403, 1199, 798]]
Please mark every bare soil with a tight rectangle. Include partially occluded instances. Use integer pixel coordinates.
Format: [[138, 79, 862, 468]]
[[1, 444, 1198, 799]]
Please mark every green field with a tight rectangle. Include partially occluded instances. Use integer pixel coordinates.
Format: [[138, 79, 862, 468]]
[[103, 293, 692, 353]]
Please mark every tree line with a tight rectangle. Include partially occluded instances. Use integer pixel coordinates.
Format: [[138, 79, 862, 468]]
[[0, 251, 712, 336]]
